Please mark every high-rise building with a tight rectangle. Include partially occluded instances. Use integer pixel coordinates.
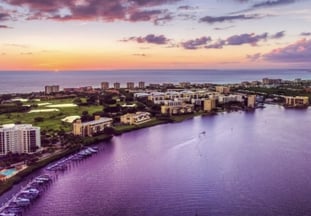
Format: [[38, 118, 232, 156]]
[[45, 85, 60, 94], [0, 124, 41, 156], [127, 82, 135, 89], [138, 81, 145, 89], [113, 82, 121, 89], [247, 95, 256, 108], [101, 82, 109, 90], [204, 99, 216, 112]]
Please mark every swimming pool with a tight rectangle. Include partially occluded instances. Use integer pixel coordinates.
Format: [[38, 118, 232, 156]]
[[0, 168, 17, 177]]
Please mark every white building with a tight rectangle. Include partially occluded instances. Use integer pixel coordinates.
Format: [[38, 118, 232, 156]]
[[0, 124, 41, 156]]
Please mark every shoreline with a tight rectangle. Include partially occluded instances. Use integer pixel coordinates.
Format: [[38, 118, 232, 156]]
[[0, 104, 307, 196], [0, 111, 207, 196]]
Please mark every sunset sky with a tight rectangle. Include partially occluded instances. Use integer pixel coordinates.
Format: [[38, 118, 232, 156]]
[[0, 0, 311, 71]]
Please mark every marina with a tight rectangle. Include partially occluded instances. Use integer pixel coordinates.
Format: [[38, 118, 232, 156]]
[[0, 147, 99, 215]]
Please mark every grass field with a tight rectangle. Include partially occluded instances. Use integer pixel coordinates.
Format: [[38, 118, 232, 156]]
[[0, 98, 103, 132]]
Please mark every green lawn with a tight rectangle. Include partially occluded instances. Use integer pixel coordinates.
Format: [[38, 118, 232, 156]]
[[0, 98, 103, 132]]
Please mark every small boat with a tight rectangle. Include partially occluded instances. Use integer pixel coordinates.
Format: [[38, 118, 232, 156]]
[[200, 131, 206, 135]]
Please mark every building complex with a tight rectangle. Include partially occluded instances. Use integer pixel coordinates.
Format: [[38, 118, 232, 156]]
[[0, 124, 41, 156]]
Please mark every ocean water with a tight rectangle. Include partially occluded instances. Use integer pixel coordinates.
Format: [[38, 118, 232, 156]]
[[0, 69, 310, 94]]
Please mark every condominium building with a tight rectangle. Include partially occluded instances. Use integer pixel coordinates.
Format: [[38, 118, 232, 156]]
[[120, 112, 151, 125], [161, 101, 194, 115], [73, 115, 113, 137], [45, 85, 60, 94], [204, 99, 216, 112], [138, 81, 145, 89], [113, 82, 121, 89], [127, 82, 135, 89], [247, 95, 256, 108], [101, 82, 109, 90], [0, 124, 41, 156], [284, 96, 309, 108]]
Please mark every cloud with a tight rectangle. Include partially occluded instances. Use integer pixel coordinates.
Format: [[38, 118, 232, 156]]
[[232, 0, 298, 14], [181, 36, 212, 50], [122, 34, 170, 45], [4, 43, 28, 48], [205, 40, 226, 49], [252, 0, 296, 9], [301, 32, 311, 36], [204, 31, 282, 49], [247, 53, 262, 61], [0, 25, 12, 29], [199, 14, 260, 24], [20, 52, 33, 55], [177, 5, 197, 10], [226, 32, 268, 45], [264, 38, 311, 63], [132, 53, 147, 57], [2, 0, 181, 24], [214, 25, 235, 31], [0, 12, 10, 21], [271, 31, 285, 39]]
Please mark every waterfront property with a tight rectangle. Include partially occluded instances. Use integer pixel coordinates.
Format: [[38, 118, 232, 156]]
[[284, 96, 309, 108], [120, 112, 151, 125], [204, 99, 216, 112], [247, 95, 256, 108], [0, 124, 41, 156], [73, 115, 113, 137], [161, 101, 194, 115]]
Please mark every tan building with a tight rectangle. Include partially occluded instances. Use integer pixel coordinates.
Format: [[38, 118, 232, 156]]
[[73, 115, 113, 137], [127, 82, 135, 89], [161, 102, 194, 115], [101, 82, 109, 90], [215, 86, 230, 94], [204, 99, 216, 112], [247, 95, 256, 108], [120, 112, 151, 125], [284, 96, 309, 108], [113, 82, 120, 89], [138, 81, 145, 89]]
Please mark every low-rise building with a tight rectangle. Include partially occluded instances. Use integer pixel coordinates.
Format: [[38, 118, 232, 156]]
[[120, 112, 151, 125], [161, 101, 194, 115], [284, 96, 309, 108], [148, 92, 166, 104], [0, 124, 41, 156], [73, 115, 113, 137]]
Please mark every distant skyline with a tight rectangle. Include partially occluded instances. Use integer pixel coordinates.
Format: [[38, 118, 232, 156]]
[[0, 0, 311, 71]]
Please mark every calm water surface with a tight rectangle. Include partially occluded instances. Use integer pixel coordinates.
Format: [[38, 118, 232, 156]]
[[1, 69, 311, 93], [3, 105, 311, 216]]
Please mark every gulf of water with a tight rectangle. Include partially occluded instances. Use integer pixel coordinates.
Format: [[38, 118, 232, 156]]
[[0, 69, 311, 94], [1, 105, 311, 216]]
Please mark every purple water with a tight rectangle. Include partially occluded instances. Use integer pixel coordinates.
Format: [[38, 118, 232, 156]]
[[0, 69, 310, 94], [2, 105, 310, 216]]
